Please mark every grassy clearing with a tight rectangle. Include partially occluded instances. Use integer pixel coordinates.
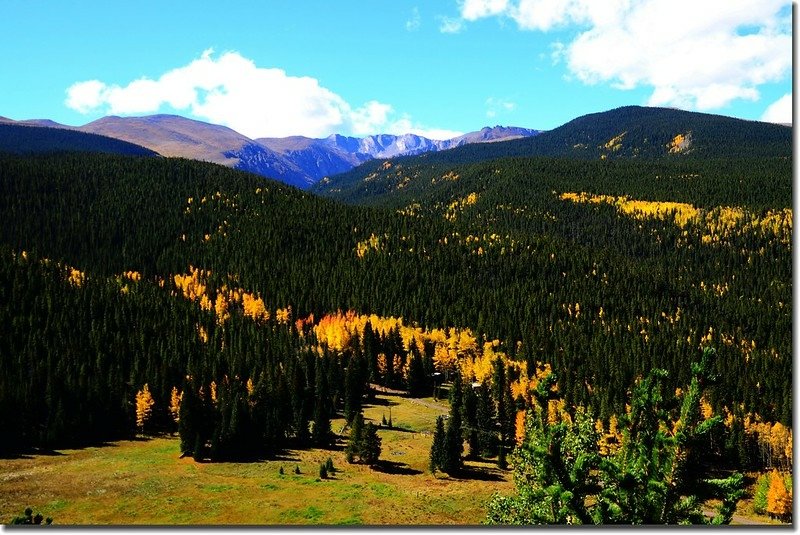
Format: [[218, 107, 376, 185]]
[[0, 393, 512, 525]]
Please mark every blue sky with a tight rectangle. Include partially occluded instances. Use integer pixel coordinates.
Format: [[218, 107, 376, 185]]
[[0, 0, 792, 139]]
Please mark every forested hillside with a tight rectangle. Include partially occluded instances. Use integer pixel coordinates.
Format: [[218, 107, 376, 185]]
[[0, 123, 158, 157], [0, 147, 791, 471], [313, 106, 791, 200]]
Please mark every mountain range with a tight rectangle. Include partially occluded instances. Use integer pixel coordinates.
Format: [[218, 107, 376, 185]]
[[0, 114, 538, 189]]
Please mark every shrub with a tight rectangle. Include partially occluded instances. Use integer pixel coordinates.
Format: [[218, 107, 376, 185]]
[[10, 507, 52, 525], [753, 472, 771, 515]]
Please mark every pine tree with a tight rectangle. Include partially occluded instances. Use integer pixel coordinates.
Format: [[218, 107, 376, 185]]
[[343, 352, 363, 423], [462, 379, 479, 458], [345, 413, 365, 463], [406, 347, 427, 397], [361, 423, 382, 466], [312, 359, 332, 447], [476, 380, 497, 457], [442, 371, 464, 474], [430, 415, 446, 473], [178, 380, 198, 454], [486, 349, 746, 525]]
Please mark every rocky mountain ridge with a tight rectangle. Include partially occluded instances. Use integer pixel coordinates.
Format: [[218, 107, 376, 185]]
[[0, 115, 539, 189]]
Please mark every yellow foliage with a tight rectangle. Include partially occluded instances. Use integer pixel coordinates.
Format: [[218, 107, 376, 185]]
[[275, 307, 292, 325], [214, 294, 230, 324], [169, 387, 181, 424], [597, 415, 622, 456], [123, 270, 141, 282], [515, 410, 527, 445], [68, 268, 85, 287], [242, 292, 269, 322], [444, 192, 479, 221], [135, 384, 155, 431], [559, 191, 700, 228], [700, 396, 713, 420], [766, 469, 792, 518], [603, 131, 626, 152], [355, 233, 384, 258], [667, 132, 692, 153], [246, 378, 255, 397], [197, 324, 208, 344]]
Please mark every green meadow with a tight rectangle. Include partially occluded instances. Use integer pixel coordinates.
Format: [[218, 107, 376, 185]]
[[0, 393, 513, 525]]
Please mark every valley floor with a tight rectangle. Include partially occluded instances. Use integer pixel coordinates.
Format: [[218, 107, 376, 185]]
[[0, 393, 513, 525]]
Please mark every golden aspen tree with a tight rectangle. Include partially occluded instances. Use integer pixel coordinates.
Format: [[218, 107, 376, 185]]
[[214, 294, 229, 324], [766, 469, 792, 520], [246, 378, 255, 397], [135, 384, 155, 433], [785, 430, 793, 467], [770, 422, 790, 469], [377, 353, 388, 378], [276, 307, 291, 324], [515, 410, 526, 445], [169, 387, 182, 424]]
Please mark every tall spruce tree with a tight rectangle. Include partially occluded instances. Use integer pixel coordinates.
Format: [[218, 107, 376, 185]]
[[430, 415, 447, 473], [442, 371, 464, 474], [476, 380, 497, 457], [345, 412, 365, 463], [406, 338, 427, 397], [312, 358, 332, 447], [462, 378, 480, 458], [343, 352, 364, 423]]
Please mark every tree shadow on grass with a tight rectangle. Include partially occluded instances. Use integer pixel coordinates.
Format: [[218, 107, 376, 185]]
[[371, 459, 423, 476], [376, 425, 416, 434], [0, 448, 66, 460], [271, 452, 301, 462], [451, 465, 506, 482], [365, 397, 400, 407], [2, 437, 133, 459]]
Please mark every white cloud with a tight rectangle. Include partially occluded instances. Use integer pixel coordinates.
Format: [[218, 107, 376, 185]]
[[64, 80, 107, 114], [761, 93, 792, 124], [486, 97, 517, 118], [65, 49, 454, 139], [439, 16, 465, 33], [406, 7, 421, 31], [450, 0, 792, 112], [385, 115, 464, 140], [461, 0, 510, 20]]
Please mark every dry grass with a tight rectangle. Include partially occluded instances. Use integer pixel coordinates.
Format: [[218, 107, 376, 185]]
[[0, 393, 513, 525]]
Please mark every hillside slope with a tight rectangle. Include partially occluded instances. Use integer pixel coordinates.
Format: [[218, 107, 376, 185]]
[[313, 106, 792, 202], [0, 123, 158, 157], [79, 114, 313, 188], [0, 147, 791, 457]]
